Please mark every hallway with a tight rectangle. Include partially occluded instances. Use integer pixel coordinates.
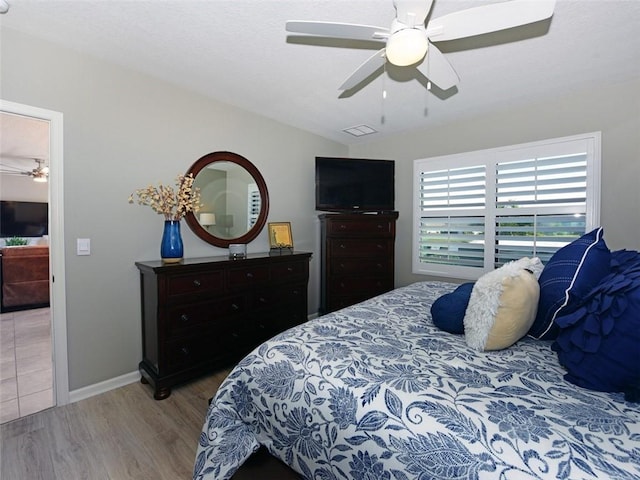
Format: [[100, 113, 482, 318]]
[[0, 307, 53, 423]]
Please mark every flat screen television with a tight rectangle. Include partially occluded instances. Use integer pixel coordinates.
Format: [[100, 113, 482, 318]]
[[0, 201, 48, 237], [315, 157, 395, 213]]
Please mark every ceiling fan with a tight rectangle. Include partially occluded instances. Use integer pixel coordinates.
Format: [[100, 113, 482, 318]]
[[286, 0, 556, 92], [0, 157, 49, 182]]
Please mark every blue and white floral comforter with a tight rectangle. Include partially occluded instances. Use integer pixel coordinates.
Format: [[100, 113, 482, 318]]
[[193, 281, 640, 480]]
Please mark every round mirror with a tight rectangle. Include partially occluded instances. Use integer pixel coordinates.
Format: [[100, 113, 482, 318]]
[[185, 151, 269, 248]]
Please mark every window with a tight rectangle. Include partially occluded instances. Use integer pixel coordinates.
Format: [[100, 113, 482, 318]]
[[413, 132, 601, 279]]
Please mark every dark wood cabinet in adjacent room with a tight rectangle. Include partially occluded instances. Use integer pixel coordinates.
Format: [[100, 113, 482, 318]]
[[135, 251, 311, 399], [319, 212, 398, 314]]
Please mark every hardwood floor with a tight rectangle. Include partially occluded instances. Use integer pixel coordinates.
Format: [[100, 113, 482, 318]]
[[1, 370, 301, 479]]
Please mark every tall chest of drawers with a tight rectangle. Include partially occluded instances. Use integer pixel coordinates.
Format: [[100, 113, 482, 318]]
[[319, 212, 398, 314], [135, 251, 311, 399]]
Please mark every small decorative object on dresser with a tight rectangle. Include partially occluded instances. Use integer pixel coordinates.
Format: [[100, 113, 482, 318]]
[[128, 173, 201, 263], [319, 212, 398, 314], [268, 221, 293, 251], [228, 243, 246, 259], [135, 251, 311, 400]]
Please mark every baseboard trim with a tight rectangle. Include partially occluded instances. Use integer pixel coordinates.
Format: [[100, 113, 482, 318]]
[[69, 370, 140, 404]]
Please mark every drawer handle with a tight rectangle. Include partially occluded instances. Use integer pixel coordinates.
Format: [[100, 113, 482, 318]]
[[193, 279, 201, 287], [287, 267, 293, 272], [180, 347, 190, 356], [246, 272, 254, 278], [339, 244, 346, 249], [339, 224, 347, 229], [377, 224, 384, 229], [180, 314, 189, 322]]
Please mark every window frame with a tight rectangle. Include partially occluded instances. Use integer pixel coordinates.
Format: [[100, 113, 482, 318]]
[[412, 132, 601, 279]]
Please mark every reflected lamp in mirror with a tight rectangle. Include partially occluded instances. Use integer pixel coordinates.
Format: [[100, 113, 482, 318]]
[[199, 213, 216, 231]]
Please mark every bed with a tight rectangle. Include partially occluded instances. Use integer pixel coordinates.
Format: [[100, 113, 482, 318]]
[[193, 281, 640, 480]]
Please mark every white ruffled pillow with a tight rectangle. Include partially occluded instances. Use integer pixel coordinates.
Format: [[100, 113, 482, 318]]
[[464, 257, 542, 351]]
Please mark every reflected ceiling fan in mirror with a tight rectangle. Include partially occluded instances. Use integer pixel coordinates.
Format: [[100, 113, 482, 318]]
[[286, 0, 556, 93], [0, 157, 49, 182]]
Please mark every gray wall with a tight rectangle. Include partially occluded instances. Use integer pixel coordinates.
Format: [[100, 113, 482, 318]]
[[1, 28, 347, 390], [3, 25, 639, 391], [349, 77, 640, 288]]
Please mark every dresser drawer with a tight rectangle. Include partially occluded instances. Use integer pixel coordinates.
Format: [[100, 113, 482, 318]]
[[166, 271, 223, 298], [328, 238, 393, 257], [330, 257, 392, 275], [254, 283, 306, 310], [166, 295, 245, 336], [327, 218, 394, 236], [329, 276, 393, 294], [227, 265, 269, 287], [270, 260, 308, 282], [164, 326, 247, 374]]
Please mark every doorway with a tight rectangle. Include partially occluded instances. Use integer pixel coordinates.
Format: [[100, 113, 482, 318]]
[[0, 100, 68, 422]]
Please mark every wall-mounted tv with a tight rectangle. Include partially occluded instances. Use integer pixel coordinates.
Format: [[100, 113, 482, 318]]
[[0, 201, 48, 237], [315, 157, 395, 213]]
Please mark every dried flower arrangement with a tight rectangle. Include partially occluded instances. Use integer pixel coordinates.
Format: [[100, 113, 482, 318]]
[[128, 173, 201, 221]]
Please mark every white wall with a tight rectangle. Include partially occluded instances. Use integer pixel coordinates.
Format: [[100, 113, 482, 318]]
[[1, 27, 347, 391], [349, 77, 640, 288], [0, 175, 48, 202]]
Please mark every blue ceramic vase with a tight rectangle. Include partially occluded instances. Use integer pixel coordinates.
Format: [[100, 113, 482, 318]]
[[160, 220, 183, 263]]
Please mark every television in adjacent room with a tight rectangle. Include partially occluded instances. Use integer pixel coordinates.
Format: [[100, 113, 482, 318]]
[[315, 157, 395, 213], [0, 200, 49, 237]]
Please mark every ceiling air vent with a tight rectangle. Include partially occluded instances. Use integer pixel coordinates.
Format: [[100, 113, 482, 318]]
[[343, 125, 377, 137]]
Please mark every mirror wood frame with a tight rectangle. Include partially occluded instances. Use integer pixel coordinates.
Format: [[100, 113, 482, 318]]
[[185, 151, 269, 248]]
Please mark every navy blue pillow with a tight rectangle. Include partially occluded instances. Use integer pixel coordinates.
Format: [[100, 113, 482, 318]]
[[430, 283, 474, 334], [552, 250, 640, 398], [529, 227, 611, 340]]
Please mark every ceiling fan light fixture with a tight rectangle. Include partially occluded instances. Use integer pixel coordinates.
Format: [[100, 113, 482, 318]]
[[385, 28, 428, 66]]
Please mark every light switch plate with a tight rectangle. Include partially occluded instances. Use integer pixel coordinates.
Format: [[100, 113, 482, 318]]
[[77, 238, 90, 255]]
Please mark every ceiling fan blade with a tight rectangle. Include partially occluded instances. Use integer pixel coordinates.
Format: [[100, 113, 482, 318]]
[[417, 43, 459, 90], [286, 21, 389, 42], [394, 0, 434, 27], [339, 48, 387, 91], [429, 0, 556, 42], [0, 164, 27, 174]]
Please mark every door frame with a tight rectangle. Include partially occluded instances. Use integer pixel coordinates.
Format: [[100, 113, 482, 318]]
[[1, 99, 69, 405]]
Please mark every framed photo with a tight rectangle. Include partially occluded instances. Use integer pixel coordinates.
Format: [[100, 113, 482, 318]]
[[268, 222, 293, 249]]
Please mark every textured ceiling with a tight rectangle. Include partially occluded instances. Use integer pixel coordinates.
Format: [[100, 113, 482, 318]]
[[1, 0, 639, 146]]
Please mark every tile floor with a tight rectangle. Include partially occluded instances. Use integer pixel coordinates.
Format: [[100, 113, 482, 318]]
[[0, 307, 54, 424]]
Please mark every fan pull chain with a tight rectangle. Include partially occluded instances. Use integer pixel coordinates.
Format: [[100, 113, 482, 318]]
[[424, 80, 431, 117], [381, 64, 387, 125]]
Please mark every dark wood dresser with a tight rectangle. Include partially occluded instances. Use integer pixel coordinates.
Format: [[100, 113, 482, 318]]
[[319, 212, 398, 314], [135, 251, 311, 399]]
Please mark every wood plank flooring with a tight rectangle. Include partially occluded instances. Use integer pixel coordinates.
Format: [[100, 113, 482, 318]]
[[1, 370, 301, 479]]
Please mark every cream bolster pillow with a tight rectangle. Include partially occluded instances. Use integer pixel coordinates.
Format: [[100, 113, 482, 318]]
[[464, 259, 541, 351]]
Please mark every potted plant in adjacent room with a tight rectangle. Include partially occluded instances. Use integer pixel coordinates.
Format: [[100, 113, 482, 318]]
[[4, 237, 28, 246]]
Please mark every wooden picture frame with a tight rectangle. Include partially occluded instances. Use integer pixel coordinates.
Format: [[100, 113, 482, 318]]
[[268, 222, 293, 249]]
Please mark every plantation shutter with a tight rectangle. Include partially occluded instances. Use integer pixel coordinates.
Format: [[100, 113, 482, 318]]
[[416, 165, 487, 275], [413, 133, 600, 279], [494, 153, 588, 266]]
